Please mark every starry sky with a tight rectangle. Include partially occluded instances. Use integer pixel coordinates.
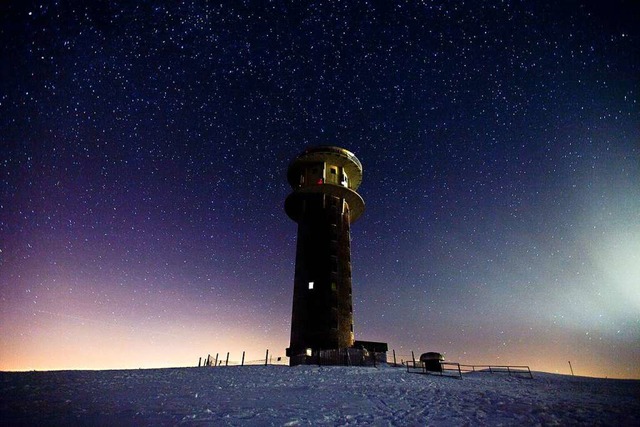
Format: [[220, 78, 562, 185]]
[[1, 1, 638, 378]]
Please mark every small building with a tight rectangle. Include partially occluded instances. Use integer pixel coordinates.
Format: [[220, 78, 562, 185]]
[[419, 352, 445, 372]]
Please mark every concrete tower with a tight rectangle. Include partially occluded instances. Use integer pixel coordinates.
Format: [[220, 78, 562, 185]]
[[284, 146, 365, 366]]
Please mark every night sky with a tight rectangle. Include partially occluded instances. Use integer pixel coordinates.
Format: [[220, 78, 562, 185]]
[[1, 1, 638, 378]]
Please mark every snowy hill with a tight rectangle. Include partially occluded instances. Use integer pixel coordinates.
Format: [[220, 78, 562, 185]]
[[1, 365, 639, 425]]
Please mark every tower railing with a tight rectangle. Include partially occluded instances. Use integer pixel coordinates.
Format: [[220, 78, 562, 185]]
[[299, 146, 362, 171]]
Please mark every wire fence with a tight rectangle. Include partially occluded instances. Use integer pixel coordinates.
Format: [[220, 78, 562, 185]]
[[196, 350, 532, 379], [198, 350, 288, 368], [196, 350, 424, 368]]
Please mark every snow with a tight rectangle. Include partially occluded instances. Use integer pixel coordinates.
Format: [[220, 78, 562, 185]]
[[1, 365, 638, 425]]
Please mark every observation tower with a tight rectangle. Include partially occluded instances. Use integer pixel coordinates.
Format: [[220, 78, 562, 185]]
[[284, 146, 366, 366]]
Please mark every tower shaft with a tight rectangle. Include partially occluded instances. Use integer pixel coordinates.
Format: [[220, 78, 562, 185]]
[[285, 147, 364, 366]]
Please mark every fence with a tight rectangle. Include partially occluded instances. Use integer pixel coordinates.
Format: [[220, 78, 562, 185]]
[[458, 364, 533, 378], [198, 350, 287, 368], [405, 360, 533, 380], [198, 350, 532, 379], [198, 350, 422, 368], [406, 360, 463, 379], [199, 347, 390, 368]]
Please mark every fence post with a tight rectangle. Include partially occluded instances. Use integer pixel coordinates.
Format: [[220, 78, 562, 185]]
[[393, 350, 397, 367], [198, 357, 202, 367], [226, 352, 229, 366], [215, 353, 219, 367], [265, 349, 269, 366], [411, 351, 415, 366], [241, 351, 245, 366], [207, 354, 211, 366]]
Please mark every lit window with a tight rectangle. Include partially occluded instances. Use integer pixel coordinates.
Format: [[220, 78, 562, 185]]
[[331, 282, 337, 291], [317, 178, 324, 184], [306, 348, 312, 356], [308, 282, 314, 290]]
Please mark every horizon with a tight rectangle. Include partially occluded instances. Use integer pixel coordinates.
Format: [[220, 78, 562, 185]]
[[2, 349, 638, 381]]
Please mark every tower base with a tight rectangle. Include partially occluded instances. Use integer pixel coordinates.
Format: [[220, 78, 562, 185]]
[[287, 341, 388, 367]]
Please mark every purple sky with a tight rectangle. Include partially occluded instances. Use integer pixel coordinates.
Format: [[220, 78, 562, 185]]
[[1, 1, 638, 378]]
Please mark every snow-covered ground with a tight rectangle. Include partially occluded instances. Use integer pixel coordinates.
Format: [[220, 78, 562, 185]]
[[1, 365, 638, 425]]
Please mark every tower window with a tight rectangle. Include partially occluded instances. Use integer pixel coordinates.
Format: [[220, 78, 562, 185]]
[[308, 282, 314, 290], [330, 257, 338, 273], [330, 224, 338, 240], [330, 167, 337, 175]]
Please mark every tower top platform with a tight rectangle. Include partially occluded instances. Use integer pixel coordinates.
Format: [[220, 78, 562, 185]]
[[287, 146, 363, 190]]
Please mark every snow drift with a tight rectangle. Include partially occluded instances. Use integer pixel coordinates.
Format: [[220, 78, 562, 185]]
[[1, 365, 638, 425]]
